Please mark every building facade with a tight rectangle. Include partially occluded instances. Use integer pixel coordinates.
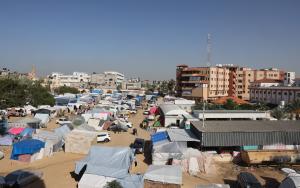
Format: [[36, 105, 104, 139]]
[[49, 72, 91, 89], [176, 64, 285, 101], [284, 72, 296, 86]]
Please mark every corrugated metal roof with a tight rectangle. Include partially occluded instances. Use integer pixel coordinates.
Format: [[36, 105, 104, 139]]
[[193, 110, 267, 114], [167, 129, 200, 142], [191, 121, 300, 147], [192, 121, 300, 132]]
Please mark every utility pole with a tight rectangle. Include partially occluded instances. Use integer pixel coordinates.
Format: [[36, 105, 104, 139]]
[[202, 100, 205, 128]]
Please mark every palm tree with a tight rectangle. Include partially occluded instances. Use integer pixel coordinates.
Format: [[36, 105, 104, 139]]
[[285, 100, 300, 120], [271, 107, 288, 120]]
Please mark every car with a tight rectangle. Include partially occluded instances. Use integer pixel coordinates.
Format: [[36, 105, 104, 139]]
[[108, 124, 128, 132], [143, 111, 150, 115], [56, 117, 72, 125], [130, 138, 145, 154], [237, 172, 262, 188], [97, 132, 111, 142]]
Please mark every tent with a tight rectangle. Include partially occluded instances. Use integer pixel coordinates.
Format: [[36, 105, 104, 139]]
[[33, 130, 63, 156], [196, 185, 230, 188], [151, 131, 168, 143], [11, 139, 45, 160], [78, 174, 116, 188], [65, 130, 97, 154], [0, 135, 13, 146], [15, 117, 41, 129], [144, 165, 182, 186], [75, 146, 134, 179], [54, 125, 71, 139], [34, 114, 49, 127]]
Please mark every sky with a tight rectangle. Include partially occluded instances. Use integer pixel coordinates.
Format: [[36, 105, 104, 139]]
[[0, 0, 299, 80]]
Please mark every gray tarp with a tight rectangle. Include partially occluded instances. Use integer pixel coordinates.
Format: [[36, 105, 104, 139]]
[[144, 165, 182, 185], [33, 130, 63, 153], [54, 125, 71, 139], [75, 146, 134, 179], [196, 184, 230, 188]]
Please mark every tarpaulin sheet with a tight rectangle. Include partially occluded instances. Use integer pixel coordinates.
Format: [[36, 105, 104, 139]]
[[75, 146, 134, 179], [0, 135, 13, 146], [144, 165, 182, 185], [8, 127, 25, 135], [11, 139, 45, 160], [20, 128, 35, 137]]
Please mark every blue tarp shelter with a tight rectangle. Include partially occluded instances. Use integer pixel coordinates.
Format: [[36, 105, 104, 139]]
[[75, 146, 134, 179], [151, 131, 168, 143], [10, 139, 45, 160]]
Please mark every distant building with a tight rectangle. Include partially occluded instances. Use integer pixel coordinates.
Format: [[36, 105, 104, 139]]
[[249, 85, 300, 104], [295, 78, 300, 87], [123, 78, 141, 90], [284, 72, 296, 86], [49, 72, 91, 89], [176, 64, 285, 101], [103, 71, 124, 85], [90, 71, 125, 90]]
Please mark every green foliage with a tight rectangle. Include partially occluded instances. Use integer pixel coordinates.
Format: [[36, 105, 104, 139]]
[[271, 107, 288, 120], [0, 78, 55, 109], [223, 99, 238, 110], [54, 86, 79, 95], [285, 99, 300, 120], [167, 79, 175, 94], [105, 180, 123, 188]]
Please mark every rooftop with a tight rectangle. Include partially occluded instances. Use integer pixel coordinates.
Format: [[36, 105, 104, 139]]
[[191, 120, 300, 133]]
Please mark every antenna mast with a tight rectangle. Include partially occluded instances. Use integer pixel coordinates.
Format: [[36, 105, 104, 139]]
[[207, 33, 211, 67]]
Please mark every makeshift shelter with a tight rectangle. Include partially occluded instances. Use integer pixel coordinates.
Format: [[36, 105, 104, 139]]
[[15, 117, 41, 129], [102, 121, 113, 130], [75, 146, 134, 178], [0, 135, 13, 146], [152, 140, 186, 165], [151, 131, 168, 143], [144, 165, 182, 188], [20, 128, 35, 138], [34, 114, 49, 128], [33, 130, 63, 156], [11, 139, 45, 161], [65, 130, 97, 154], [78, 174, 116, 188], [54, 125, 71, 139], [196, 184, 230, 188], [159, 104, 189, 127], [87, 118, 105, 131]]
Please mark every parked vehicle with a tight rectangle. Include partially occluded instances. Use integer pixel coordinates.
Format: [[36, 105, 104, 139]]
[[130, 138, 145, 154], [237, 172, 262, 188], [108, 124, 128, 132], [97, 132, 111, 142], [56, 117, 72, 125]]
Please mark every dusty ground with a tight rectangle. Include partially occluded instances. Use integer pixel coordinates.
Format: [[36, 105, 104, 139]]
[[0, 109, 286, 188]]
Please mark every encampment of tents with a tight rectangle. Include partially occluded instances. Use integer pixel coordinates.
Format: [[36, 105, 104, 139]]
[[10, 139, 45, 161]]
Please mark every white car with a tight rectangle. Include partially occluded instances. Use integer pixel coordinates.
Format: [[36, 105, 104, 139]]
[[56, 117, 72, 125], [97, 132, 111, 142]]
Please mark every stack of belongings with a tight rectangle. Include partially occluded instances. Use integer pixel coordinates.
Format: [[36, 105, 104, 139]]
[[10, 139, 45, 162]]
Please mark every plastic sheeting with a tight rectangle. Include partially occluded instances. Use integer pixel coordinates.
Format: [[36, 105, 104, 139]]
[[54, 125, 71, 139], [34, 114, 49, 127], [75, 146, 134, 179], [20, 128, 35, 137], [151, 131, 168, 143], [144, 165, 182, 185], [196, 184, 230, 188], [11, 139, 45, 160], [33, 130, 63, 156], [78, 174, 116, 188], [8, 127, 25, 135], [65, 130, 97, 154], [0, 135, 13, 146]]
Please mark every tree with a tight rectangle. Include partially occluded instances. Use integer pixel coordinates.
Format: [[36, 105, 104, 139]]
[[271, 107, 288, 120], [54, 86, 79, 95], [223, 99, 238, 110], [105, 180, 123, 188], [167, 79, 175, 95], [285, 100, 300, 120], [0, 78, 55, 109]]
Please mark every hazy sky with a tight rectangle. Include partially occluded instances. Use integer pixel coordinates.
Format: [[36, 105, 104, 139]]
[[0, 0, 299, 80]]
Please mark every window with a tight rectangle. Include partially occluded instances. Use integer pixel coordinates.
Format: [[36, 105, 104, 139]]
[[284, 92, 287, 95]]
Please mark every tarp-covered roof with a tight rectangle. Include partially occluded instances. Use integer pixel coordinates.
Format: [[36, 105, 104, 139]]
[[159, 104, 189, 116], [196, 184, 230, 188], [75, 146, 134, 179], [167, 129, 200, 142], [144, 165, 182, 185], [11, 139, 45, 160]]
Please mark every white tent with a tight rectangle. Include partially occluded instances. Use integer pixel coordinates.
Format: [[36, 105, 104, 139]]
[[65, 130, 97, 154], [144, 165, 182, 185]]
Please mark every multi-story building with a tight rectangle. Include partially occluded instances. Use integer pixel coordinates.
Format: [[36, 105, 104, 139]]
[[49, 72, 91, 89], [176, 64, 285, 101], [176, 64, 229, 101], [104, 71, 124, 86], [90, 71, 126, 89], [249, 85, 300, 105], [122, 78, 142, 90], [284, 72, 296, 86]]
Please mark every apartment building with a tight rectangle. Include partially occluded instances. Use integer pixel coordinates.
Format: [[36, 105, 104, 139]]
[[176, 64, 229, 101], [104, 71, 124, 85], [176, 64, 285, 101], [49, 72, 91, 89], [284, 72, 296, 86], [90, 71, 125, 89]]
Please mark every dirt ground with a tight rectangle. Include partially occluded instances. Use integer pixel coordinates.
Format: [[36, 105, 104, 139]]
[[0, 109, 286, 188]]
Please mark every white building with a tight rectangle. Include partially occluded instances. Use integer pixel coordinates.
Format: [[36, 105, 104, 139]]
[[104, 71, 124, 85], [284, 72, 296, 86], [50, 72, 91, 89]]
